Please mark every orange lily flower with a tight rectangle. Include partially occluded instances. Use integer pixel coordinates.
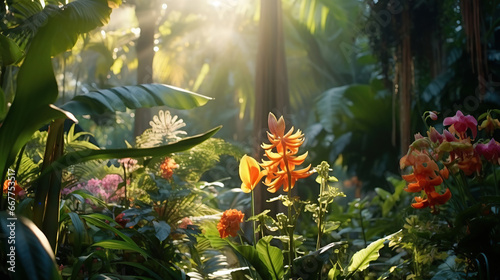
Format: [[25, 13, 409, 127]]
[[401, 150, 451, 212], [239, 155, 266, 193], [260, 113, 311, 193], [411, 188, 452, 209]]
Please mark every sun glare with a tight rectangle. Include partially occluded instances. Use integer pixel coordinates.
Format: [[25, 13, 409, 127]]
[[209, 1, 222, 8]]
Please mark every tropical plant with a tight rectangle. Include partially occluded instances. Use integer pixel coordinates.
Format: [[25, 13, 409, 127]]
[[192, 112, 403, 280], [393, 109, 500, 277], [0, 2, 222, 274]]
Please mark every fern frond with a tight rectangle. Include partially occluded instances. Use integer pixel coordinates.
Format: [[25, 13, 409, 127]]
[[187, 250, 232, 280], [173, 138, 244, 182]]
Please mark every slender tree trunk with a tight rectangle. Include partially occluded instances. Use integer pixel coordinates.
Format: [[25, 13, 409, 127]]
[[134, 5, 158, 138], [460, 0, 487, 98], [253, 0, 289, 214], [399, 2, 412, 155]]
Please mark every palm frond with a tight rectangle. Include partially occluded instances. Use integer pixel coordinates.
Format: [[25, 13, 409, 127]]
[[187, 250, 232, 280], [3, 0, 116, 54]]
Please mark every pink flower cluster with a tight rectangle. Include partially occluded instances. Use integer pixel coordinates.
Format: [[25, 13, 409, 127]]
[[62, 174, 125, 203]]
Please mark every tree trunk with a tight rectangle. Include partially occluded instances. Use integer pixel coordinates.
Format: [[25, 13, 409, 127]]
[[133, 4, 158, 138], [253, 0, 290, 214], [399, 2, 413, 156]]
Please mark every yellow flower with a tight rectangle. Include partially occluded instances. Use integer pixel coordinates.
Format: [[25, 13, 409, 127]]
[[239, 155, 266, 193], [479, 113, 500, 136]]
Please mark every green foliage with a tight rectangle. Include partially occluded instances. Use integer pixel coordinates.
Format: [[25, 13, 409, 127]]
[[310, 80, 396, 190], [347, 237, 386, 273], [186, 249, 232, 280], [0, 212, 62, 280], [173, 138, 243, 182], [40, 126, 220, 177], [61, 84, 213, 116], [256, 236, 285, 280], [0, 33, 23, 66], [0, 0, 118, 189]]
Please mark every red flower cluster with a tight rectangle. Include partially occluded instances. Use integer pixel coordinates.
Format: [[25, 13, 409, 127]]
[[401, 150, 451, 211], [430, 111, 482, 175], [115, 213, 130, 228], [3, 180, 24, 198], [217, 209, 244, 238], [475, 138, 500, 164], [160, 157, 179, 180], [401, 110, 500, 212]]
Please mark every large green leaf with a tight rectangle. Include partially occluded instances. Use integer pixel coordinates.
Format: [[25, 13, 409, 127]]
[[346, 231, 400, 274], [256, 236, 284, 280], [153, 220, 171, 242], [67, 212, 86, 256], [236, 245, 273, 280], [0, 0, 118, 185], [92, 240, 150, 258], [0, 87, 7, 122], [61, 84, 213, 115], [40, 126, 220, 176], [0, 34, 23, 65], [0, 212, 62, 280], [346, 237, 385, 273]]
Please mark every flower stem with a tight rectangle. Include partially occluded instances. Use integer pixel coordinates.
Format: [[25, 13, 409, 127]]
[[359, 203, 367, 247], [122, 164, 128, 209], [316, 177, 325, 251], [493, 164, 499, 196], [287, 186, 294, 270], [251, 189, 257, 248], [283, 144, 294, 272]]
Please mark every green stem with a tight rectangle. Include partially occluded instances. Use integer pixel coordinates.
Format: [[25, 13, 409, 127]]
[[359, 203, 367, 247], [458, 171, 475, 204], [251, 189, 257, 248], [316, 177, 325, 251], [14, 144, 26, 176], [414, 247, 420, 277], [122, 164, 128, 209], [493, 164, 498, 196], [450, 171, 467, 210], [283, 143, 294, 272], [287, 187, 294, 270]]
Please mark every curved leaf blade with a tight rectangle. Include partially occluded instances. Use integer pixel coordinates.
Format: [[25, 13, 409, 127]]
[[41, 126, 221, 175], [0, 0, 117, 182], [0, 213, 62, 280], [347, 237, 385, 273], [0, 34, 23, 65], [67, 212, 86, 256], [256, 236, 284, 280], [347, 230, 401, 274], [236, 245, 273, 280], [92, 240, 150, 259], [61, 84, 213, 115]]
